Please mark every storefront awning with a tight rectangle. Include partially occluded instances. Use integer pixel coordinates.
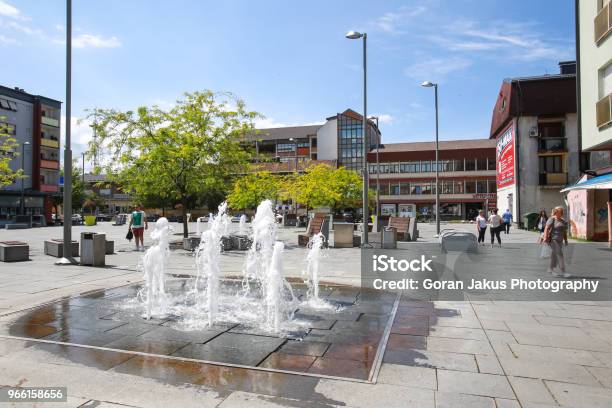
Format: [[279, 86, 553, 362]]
[[560, 173, 612, 192]]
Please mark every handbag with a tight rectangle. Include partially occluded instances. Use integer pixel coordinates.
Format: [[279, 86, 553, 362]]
[[539, 244, 551, 259], [126, 228, 133, 241]]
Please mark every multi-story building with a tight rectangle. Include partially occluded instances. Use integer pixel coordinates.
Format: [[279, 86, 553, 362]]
[[489, 63, 582, 224], [246, 108, 380, 172], [564, 1, 612, 242], [0, 85, 61, 223], [366, 139, 497, 221], [83, 174, 133, 215]]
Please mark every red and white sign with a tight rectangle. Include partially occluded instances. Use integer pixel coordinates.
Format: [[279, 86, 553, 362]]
[[496, 123, 515, 189]]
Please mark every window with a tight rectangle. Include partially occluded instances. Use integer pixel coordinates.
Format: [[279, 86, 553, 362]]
[[311, 138, 317, 147], [453, 159, 464, 171], [465, 159, 476, 171], [601, 63, 612, 98], [476, 158, 488, 171], [441, 181, 453, 194], [538, 122, 564, 138], [539, 155, 563, 173], [400, 183, 410, 195], [390, 184, 400, 195], [0, 99, 11, 110], [465, 181, 476, 194], [379, 164, 389, 173], [487, 157, 496, 170], [276, 143, 295, 153], [488, 180, 497, 194], [454, 181, 464, 194], [379, 182, 389, 195], [369, 164, 378, 174], [421, 161, 431, 172], [476, 181, 488, 193], [390, 163, 400, 173]]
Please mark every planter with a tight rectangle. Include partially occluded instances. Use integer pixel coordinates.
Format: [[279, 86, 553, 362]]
[[84, 215, 97, 226], [0, 241, 29, 262], [44, 239, 79, 258], [105, 240, 114, 255]]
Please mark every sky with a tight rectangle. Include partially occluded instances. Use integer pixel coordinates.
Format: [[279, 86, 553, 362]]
[[1, 0, 576, 159]]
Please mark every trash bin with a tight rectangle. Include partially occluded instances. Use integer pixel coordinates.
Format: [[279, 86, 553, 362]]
[[382, 227, 397, 249], [523, 213, 539, 230], [80, 232, 106, 266]]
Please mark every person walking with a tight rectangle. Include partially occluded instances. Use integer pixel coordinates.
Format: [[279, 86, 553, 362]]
[[129, 204, 148, 251], [476, 210, 487, 245], [488, 208, 503, 247], [543, 206, 569, 278], [537, 210, 548, 243], [502, 208, 512, 234]]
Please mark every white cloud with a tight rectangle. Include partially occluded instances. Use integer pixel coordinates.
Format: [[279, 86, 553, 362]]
[[372, 6, 428, 34], [404, 57, 473, 81], [72, 33, 122, 49], [371, 114, 394, 125], [254, 117, 324, 129], [0, 0, 22, 20], [0, 34, 18, 44]]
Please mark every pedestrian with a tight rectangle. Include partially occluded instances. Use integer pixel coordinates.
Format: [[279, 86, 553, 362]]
[[502, 208, 512, 234], [488, 208, 503, 247], [536, 210, 548, 243], [543, 206, 569, 278], [129, 204, 148, 251], [476, 210, 487, 245]]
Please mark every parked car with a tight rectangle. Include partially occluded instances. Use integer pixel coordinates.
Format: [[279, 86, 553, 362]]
[[96, 213, 112, 222], [147, 214, 161, 222], [71, 214, 83, 225]]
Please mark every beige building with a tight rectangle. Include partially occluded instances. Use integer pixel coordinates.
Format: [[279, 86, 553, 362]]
[[577, 0, 612, 153]]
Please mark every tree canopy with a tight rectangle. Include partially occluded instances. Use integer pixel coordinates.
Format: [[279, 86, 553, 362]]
[[290, 164, 363, 210], [0, 120, 22, 188], [227, 171, 288, 210], [87, 91, 258, 236]]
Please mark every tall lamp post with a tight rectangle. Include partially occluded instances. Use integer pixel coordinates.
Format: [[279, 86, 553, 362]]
[[20, 141, 30, 215], [346, 30, 369, 246], [421, 81, 440, 235], [289, 137, 298, 216], [368, 116, 380, 219], [58, 0, 75, 264]]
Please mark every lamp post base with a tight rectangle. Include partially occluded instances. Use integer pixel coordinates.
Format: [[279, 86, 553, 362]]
[[55, 257, 78, 265]]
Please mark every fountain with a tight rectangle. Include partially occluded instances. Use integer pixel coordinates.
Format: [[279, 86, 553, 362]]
[[239, 214, 247, 235], [194, 202, 229, 326], [302, 232, 331, 309], [138, 217, 172, 319]]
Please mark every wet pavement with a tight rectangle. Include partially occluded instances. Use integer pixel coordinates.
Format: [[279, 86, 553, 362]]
[[0, 278, 398, 382]]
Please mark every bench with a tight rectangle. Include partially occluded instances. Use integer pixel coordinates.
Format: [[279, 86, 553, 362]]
[[0, 241, 29, 262], [298, 213, 329, 247], [388, 217, 411, 241], [5, 223, 28, 230]]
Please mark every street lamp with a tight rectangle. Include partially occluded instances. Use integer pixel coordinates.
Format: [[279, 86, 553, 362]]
[[368, 116, 380, 220], [58, 0, 75, 264], [20, 141, 30, 215], [346, 30, 370, 246], [421, 81, 440, 235], [289, 137, 298, 216]]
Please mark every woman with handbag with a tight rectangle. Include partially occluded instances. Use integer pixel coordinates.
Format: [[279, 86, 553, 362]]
[[543, 206, 569, 278]]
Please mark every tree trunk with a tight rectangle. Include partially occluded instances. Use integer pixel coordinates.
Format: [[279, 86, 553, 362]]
[[182, 203, 188, 238]]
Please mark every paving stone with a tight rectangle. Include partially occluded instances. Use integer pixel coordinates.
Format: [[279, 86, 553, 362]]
[[218, 391, 344, 408], [428, 326, 488, 341], [436, 370, 515, 399], [499, 357, 600, 386], [586, 366, 612, 388], [475, 355, 504, 374], [383, 349, 478, 372], [507, 376, 557, 405], [104, 336, 190, 356], [434, 391, 495, 408], [378, 364, 437, 389], [426, 337, 495, 355], [0, 337, 32, 356], [172, 343, 271, 366], [315, 379, 435, 408], [279, 340, 329, 356], [485, 330, 517, 344], [138, 326, 223, 344], [258, 352, 316, 372], [204, 332, 286, 350], [387, 334, 427, 351], [593, 351, 612, 368], [494, 398, 521, 408], [546, 380, 612, 408], [42, 327, 128, 347], [323, 343, 377, 362], [509, 343, 605, 367], [308, 357, 371, 380]]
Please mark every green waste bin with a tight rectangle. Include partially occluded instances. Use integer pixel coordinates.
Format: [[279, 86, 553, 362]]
[[523, 212, 538, 230]]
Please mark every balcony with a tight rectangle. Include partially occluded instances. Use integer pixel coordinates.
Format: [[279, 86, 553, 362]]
[[595, 2, 612, 44], [538, 138, 567, 152], [40, 184, 59, 193], [40, 159, 59, 170], [41, 116, 60, 128], [539, 173, 568, 186], [41, 138, 59, 148], [597, 94, 612, 128]]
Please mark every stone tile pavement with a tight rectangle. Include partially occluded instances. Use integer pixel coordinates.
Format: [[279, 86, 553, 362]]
[[0, 221, 610, 407]]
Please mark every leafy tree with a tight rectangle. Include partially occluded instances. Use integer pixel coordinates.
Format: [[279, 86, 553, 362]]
[[227, 171, 287, 210], [57, 161, 87, 212], [0, 120, 22, 188], [87, 91, 257, 237], [289, 164, 364, 211]]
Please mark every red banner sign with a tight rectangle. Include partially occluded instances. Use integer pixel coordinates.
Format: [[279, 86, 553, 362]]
[[496, 123, 515, 189]]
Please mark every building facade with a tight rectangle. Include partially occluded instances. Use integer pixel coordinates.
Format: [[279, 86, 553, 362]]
[[0, 85, 61, 223], [83, 174, 133, 215], [248, 109, 380, 172], [489, 64, 582, 223], [366, 139, 497, 221]]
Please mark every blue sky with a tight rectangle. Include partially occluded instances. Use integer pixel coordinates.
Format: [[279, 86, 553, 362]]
[[1, 0, 575, 157]]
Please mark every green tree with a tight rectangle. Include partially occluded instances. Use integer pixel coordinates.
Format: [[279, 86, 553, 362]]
[[227, 171, 287, 210], [87, 91, 257, 237], [0, 120, 22, 188], [290, 164, 364, 211], [57, 161, 87, 212]]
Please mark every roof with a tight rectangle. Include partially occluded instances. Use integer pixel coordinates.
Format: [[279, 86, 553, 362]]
[[245, 124, 322, 141], [373, 139, 496, 153], [0, 85, 62, 108], [561, 172, 612, 192]]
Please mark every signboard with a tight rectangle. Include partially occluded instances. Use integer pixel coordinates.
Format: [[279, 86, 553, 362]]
[[381, 204, 396, 217], [472, 193, 496, 199], [496, 123, 515, 189], [398, 204, 415, 218]]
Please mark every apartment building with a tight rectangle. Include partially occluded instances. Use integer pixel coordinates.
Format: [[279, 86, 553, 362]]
[[0, 85, 61, 223], [366, 139, 497, 220], [489, 63, 582, 223]]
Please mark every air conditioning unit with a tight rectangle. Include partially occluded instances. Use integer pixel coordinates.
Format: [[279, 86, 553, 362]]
[[529, 127, 539, 138]]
